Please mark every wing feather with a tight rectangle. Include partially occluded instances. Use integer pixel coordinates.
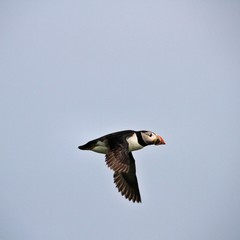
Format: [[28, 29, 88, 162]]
[[105, 136, 130, 172], [113, 152, 141, 203]]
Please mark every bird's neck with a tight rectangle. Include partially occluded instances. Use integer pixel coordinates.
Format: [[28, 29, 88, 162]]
[[127, 133, 144, 152]]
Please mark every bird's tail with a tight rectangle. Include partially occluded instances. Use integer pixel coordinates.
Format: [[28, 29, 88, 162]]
[[78, 144, 90, 150], [78, 140, 96, 150]]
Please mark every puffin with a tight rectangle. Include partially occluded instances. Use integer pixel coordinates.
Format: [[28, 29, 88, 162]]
[[78, 130, 165, 203]]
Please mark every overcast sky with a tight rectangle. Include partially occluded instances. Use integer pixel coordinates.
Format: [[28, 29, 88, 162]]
[[1, 1, 240, 240]]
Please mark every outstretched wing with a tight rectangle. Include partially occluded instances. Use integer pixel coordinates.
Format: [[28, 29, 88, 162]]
[[113, 152, 141, 203], [105, 136, 130, 172]]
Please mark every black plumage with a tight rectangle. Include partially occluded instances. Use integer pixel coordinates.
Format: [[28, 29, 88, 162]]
[[78, 130, 165, 203]]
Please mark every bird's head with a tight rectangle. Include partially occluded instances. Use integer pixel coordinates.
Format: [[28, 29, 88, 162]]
[[141, 131, 166, 145]]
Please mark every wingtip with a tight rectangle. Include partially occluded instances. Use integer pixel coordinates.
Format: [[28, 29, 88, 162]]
[[130, 196, 142, 203], [113, 172, 142, 203]]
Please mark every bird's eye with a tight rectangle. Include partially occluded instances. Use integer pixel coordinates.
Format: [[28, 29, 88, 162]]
[[148, 133, 152, 137]]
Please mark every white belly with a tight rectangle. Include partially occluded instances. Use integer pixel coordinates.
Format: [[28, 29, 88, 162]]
[[91, 134, 143, 154], [127, 134, 143, 152], [92, 141, 108, 154]]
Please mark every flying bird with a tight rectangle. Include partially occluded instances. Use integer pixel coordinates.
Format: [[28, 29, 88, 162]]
[[78, 130, 165, 203]]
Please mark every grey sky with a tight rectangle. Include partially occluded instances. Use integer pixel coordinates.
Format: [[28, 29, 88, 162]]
[[0, 1, 240, 240]]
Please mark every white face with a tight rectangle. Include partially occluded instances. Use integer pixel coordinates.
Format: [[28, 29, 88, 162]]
[[141, 131, 158, 144]]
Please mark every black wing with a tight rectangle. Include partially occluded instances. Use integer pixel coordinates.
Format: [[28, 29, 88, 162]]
[[113, 152, 141, 203], [105, 135, 131, 172]]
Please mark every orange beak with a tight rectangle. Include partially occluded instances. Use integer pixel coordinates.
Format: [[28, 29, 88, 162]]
[[155, 135, 166, 145]]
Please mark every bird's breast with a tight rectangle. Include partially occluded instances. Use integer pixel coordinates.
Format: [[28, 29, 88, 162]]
[[127, 134, 144, 152]]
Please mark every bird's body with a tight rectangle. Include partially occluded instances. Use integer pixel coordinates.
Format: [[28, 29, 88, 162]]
[[78, 130, 165, 203], [82, 130, 144, 154]]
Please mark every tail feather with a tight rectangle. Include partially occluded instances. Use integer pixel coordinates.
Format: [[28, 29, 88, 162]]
[[78, 144, 91, 150], [78, 145, 87, 150], [78, 140, 97, 150]]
